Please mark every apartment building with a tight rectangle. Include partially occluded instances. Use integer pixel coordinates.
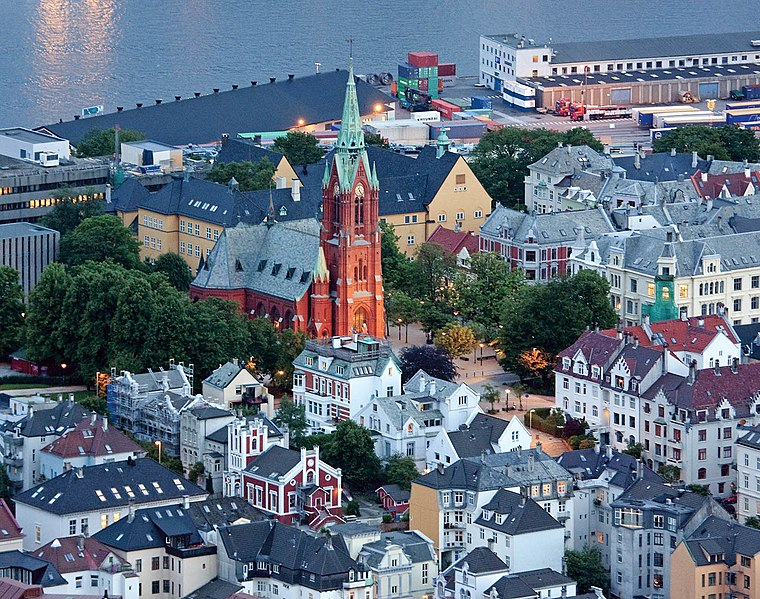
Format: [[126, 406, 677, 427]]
[[0, 223, 59, 301], [735, 426, 760, 523]]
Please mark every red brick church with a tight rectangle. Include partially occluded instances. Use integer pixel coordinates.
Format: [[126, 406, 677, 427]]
[[190, 59, 385, 338]]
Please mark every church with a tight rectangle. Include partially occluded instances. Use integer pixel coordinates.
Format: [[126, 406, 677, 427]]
[[190, 60, 385, 339]]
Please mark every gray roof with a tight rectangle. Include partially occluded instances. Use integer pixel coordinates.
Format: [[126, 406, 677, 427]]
[[709, 159, 760, 175], [15, 458, 206, 514], [0, 222, 59, 240], [0, 550, 67, 587], [476, 489, 563, 535], [446, 413, 509, 459], [683, 516, 760, 566], [122, 368, 188, 393], [106, 177, 152, 215], [486, 569, 574, 599], [734, 323, 760, 361], [528, 145, 613, 176], [191, 219, 322, 303], [451, 547, 507, 575], [95, 504, 204, 551], [557, 447, 662, 488], [2, 401, 87, 438], [612, 479, 712, 523], [0, 127, 65, 144], [245, 445, 302, 479], [182, 579, 243, 599], [40, 70, 393, 146], [203, 362, 248, 390], [613, 153, 707, 183], [372, 395, 443, 431], [737, 425, 760, 451], [358, 531, 434, 568], [294, 338, 399, 381], [185, 496, 267, 532], [376, 484, 410, 504], [190, 405, 233, 420]]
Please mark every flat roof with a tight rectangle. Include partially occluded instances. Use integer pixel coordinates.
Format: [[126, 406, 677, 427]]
[[122, 140, 178, 152], [0, 222, 59, 239], [523, 62, 760, 89], [0, 154, 107, 177], [0, 127, 65, 144]]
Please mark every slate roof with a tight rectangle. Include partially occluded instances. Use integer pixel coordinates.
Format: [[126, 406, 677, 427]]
[[683, 516, 760, 566], [185, 497, 267, 533], [40, 70, 393, 146], [451, 547, 507, 575], [182, 579, 244, 599], [476, 489, 563, 535], [217, 520, 356, 580], [557, 447, 662, 488], [41, 415, 143, 459], [2, 401, 87, 439], [0, 551, 67, 587], [446, 413, 509, 459], [33, 537, 123, 574], [95, 504, 204, 551], [0, 500, 23, 542], [105, 177, 152, 214], [735, 323, 760, 360], [403, 370, 465, 401], [376, 484, 410, 504], [205, 416, 282, 445], [528, 145, 613, 176], [216, 138, 286, 166], [709, 159, 760, 175], [614, 479, 709, 514], [189, 405, 232, 420], [244, 446, 302, 480], [613, 152, 707, 183], [372, 395, 443, 431], [15, 458, 206, 515], [122, 368, 188, 393], [486, 569, 575, 599], [203, 362, 248, 390], [294, 338, 399, 381], [191, 219, 323, 303], [358, 531, 433, 568], [556, 330, 621, 369], [427, 225, 479, 255], [737, 425, 760, 451]]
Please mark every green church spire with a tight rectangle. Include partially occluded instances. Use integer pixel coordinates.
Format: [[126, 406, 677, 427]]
[[335, 56, 365, 153]]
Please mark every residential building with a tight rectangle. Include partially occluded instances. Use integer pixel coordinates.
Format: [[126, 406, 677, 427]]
[[0, 550, 67, 588], [216, 520, 374, 599], [94, 503, 217, 599], [179, 404, 234, 480], [31, 536, 138, 599], [735, 322, 760, 361], [671, 516, 760, 599], [469, 489, 565, 573], [358, 530, 436, 599], [0, 223, 59, 301], [106, 364, 193, 458], [223, 415, 288, 498], [409, 446, 573, 568], [609, 478, 730, 599], [690, 167, 760, 201], [0, 400, 88, 494], [375, 485, 410, 518], [215, 138, 300, 187], [0, 499, 24, 552], [292, 336, 401, 433], [183, 496, 266, 546], [14, 457, 206, 550], [191, 60, 387, 339], [327, 522, 382, 560], [479, 204, 614, 281], [356, 371, 480, 469], [434, 547, 508, 599], [238, 445, 343, 530], [39, 413, 145, 481], [426, 413, 530, 470], [735, 426, 760, 522], [426, 225, 480, 268], [201, 361, 271, 414], [485, 569, 579, 599]]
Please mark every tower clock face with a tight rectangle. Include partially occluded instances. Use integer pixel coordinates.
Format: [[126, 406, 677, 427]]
[[355, 183, 365, 198], [333, 184, 340, 197]]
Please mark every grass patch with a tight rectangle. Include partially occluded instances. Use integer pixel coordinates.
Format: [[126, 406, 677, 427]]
[[0, 383, 51, 391]]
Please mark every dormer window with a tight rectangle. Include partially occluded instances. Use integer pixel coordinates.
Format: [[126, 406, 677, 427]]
[[630, 380, 638, 393], [591, 366, 601, 379], [615, 375, 625, 389], [562, 358, 571, 370], [495, 513, 504, 525]]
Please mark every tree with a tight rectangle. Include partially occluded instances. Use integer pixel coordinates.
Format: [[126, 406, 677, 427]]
[[386, 291, 419, 341], [516, 347, 554, 383], [399, 345, 457, 384], [60, 215, 141, 269], [206, 158, 276, 191], [563, 127, 604, 152], [409, 242, 457, 305], [364, 132, 389, 147], [137, 441, 184, 475], [188, 462, 205, 484], [481, 384, 501, 413], [745, 516, 760, 529], [274, 396, 308, 446], [380, 222, 412, 292], [76, 393, 108, 416], [320, 420, 381, 489], [345, 499, 361, 517], [622, 442, 644, 460], [25, 263, 73, 364], [565, 546, 610, 594], [39, 193, 103, 235], [384, 455, 420, 491], [76, 128, 145, 158], [652, 125, 760, 162], [0, 465, 11, 501], [435, 323, 477, 358], [0, 267, 24, 358], [272, 131, 324, 166], [685, 483, 711, 496], [152, 253, 193, 291], [658, 464, 681, 484]]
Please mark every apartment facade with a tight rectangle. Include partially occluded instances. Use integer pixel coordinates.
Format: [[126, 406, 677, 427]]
[[0, 223, 59, 301]]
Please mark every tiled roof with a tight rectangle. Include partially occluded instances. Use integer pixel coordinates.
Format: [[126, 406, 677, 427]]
[[556, 330, 621, 367], [451, 547, 507, 575], [476, 489, 563, 535], [41, 415, 143, 459], [376, 484, 410, 504], [203, 362, 247, 390], [528, 145, 613, 176], [613, 152, 707, 183], [0, 551, 67, 587], [0, 500, 23, 541], [15, 458, 206, 515], [244, 446, 301, 480], [41, 70, 393, 146], [33, 537, 125, 574], [95, 504, 204, 551], [557, 447, 662, 488], [427, 225, 479, 255], [691, 169, 760, 200], [486, 569, 574, 599]]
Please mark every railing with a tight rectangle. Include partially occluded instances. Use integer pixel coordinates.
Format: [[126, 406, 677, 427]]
[[4, 456, 22, 467], [443, 522, 466, 530], [165, 545, 217, 559]]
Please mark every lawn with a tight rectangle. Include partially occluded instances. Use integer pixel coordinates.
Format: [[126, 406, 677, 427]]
[[0, 383, 51, 391]]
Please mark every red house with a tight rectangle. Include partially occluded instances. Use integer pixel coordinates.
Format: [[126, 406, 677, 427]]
[[240, 445, 344, 530], [375, 484, 410, 516]]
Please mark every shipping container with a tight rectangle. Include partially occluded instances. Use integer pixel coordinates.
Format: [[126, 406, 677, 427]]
[[429, 66, 439, 77], [429, 88, 439, 100], [471, 96, 493, 110], [438, 79, 444, 92], [408, 51, 439, 67], [726, 100, 760, 111], [398, 63, 419, 79], [462, 109, 493, 119], [428, 76, 439, 88], [419, 67, 430, 78], [502, 81, 536, 111], [632, 105, 699, 128], [431, 99, 462, 120], [446, 98, 472, 110], [410, 111, 441, 123], [441, 76, 457, 88], [659, 113, 726, 128], [419, 79, 428, 91], [429, 120, 486, 141], [438, 63, 457, 77], [743, 84, 760, 100], [390, 81, 398, 96], [726, 108, 760, 125], [365, 120, 430, 145], [653, 111, 720, 129]]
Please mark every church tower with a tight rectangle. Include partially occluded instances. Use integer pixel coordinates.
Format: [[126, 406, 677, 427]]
[[316, 58, 385, 338]]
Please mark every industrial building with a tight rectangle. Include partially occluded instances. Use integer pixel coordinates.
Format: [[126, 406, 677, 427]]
[[0, 222, 59, 301]]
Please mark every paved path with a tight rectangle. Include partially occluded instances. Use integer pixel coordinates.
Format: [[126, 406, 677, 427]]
[[0, 386, 87, 397]]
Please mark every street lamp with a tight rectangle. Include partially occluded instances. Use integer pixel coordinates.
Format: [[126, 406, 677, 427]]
[[154, 440, 162, 464], [479, 343, 485, 365], [529, 409, 536, 432], [397, 318, 403, 341], [505, 388, 511, 411]]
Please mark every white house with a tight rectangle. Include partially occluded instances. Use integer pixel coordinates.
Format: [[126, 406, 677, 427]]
[[201, 360, 272, 415], [179, 403, 234, 477], [434, 547, 509, 599]]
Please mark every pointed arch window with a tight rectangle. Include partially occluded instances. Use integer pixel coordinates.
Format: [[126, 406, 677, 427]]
[[354, 184, 365, 225]]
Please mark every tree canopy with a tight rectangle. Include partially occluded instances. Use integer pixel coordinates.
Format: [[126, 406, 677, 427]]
[[304, 420, 381, 489], [60, 215, 142, 269], [150, 253, 193, 291], [364, 132, 389, 147], [470, 127, 604, 208], [272, 131, 324, 166], [652, 125, 760, 162], [399, 345, 457, 383], [0, 266, 24, 357], [206, 158, 276, 191], [384, 455, 420, 491], [565, 545, 609, 594], [274, 396, 308, 447], [435, 323, 477, 358], [39, 193, 104, 235], [76, 128, 145, 158], [380, 222, 412, 292]]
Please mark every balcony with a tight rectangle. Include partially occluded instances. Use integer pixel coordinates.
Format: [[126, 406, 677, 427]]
[[165, 545, 217, 559], [443, 522, 466, 530], [4, 456, 22, 468], [556, 512, 570, 521]]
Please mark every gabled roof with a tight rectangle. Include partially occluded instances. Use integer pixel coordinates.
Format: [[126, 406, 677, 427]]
[[0, 500, 23, 541], [40, 70, 393, 146], [738, 425, 760, 450], [446, 413, 509, 459], [451, 546, 507, 575], [293, 338, 399, 380], [427, 225, 479, 256], [528, 145, 613, 176], [486, 569, 575, 599], [613, 152, 707, 183], [4, 401, 87, 439], [0, 551, 67, 587], [183, 579, 244, 599], [41, 415, 143, 459], [15, 458, 206, 515], [216, 139, 286, 167], [203, 361, 252, 390], [33, 537, 124, 574], [244, 446, 302, 480], [557, 447, 662, 488], [358, 531, 433, 568], [683, 516, 760, 566], [118, 367, 188, 393], [691, 169, 760, 200], [375, 484, 410, 504], [95, 504, 204, 551], [371, 395, 443, 431], [556, 330, 620, 366], [184, 496, 267, 533], [106, 177, 151, 214], [614, 479, 709, 514], [476, 489, 563, 535], [735, 322, 760, 360]]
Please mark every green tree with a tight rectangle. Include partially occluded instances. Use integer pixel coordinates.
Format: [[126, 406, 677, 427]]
[[653, 125, 760, 162], [271, 328, 308, 388], [717, 125, 760, 161], [0, 465, 11, 500], [60, 215, 141, 269], [76, 393, 108, 416], [384, 455, 420, 491], [0, 266, 24, 357], [435, 323, 477, 358], [188, 462, 205, 484], [25, 263, 73, 364], [320, 420, 381, 489], [272, 131, 324, 166], [274, 396, 308, 446], [137, 442, 184, 475], [345, 499, 361, 517], [685, 483, 711, 496], [563, 127, 604, 152], [187, 298, 251, 379], [76, 128, 145, 158], [380, 222, 412, 292], [658, 464, 681, 484], [39, 193, 104, 235], [386, 291, 420, 341], [206, 158, 276, 192], [481, 384, 501, 413], [410, 242, 457, 305], [745, 516, 760, 529], [152, 253, 193, 291], [399, 345, 457, 383], [364, 132, 389, 148], [565, 546, 610, 594], [622, 442, 644, 460]]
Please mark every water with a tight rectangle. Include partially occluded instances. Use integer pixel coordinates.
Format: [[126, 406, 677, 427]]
[[1, 0, 755, 128]]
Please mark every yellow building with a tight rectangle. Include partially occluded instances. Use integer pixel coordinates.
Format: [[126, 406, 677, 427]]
[[671, 517, 760, 599]]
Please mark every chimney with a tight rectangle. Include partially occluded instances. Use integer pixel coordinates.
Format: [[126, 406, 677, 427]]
[[162, 372, 169, 392], [64, 461, 72, 472], [175, 95, 181, 102], [662, 343, 669, 375], [213, 88, 219, 94], [691, 151, 698, 168], [517, 445, 522, 458], [116, 106, 123, 112], [69, 393, 75, 405], [291, 179, 301, 202], [419, 375, 426, 393], [270, 77, 276, 83], [634, 152, 641, 170], [636, 460, 643, 480], [429, 381, 437, 395], [666, 230, 673, 243], [194, 92, 201, 97], [671, 147, 677, 157], [91, 411, 97, 425], [701, 171, 708, 183], [232, 84, 239, 90], [633, 336, 639, 348], [678, 173, 685, 183], [105, 183, 112, 204], [288, 74, 295, 81], [437, 462, 444, 475], [76, 466, 84, 479], [128, 498, 136, 523], [746, 167, 752, 179], [707, 154, 715, 163], [606, 444, 613, 459], [732, 357, 739, 373], [706, 197, 714, 212], [136, 103, 143, 108], [77, 535, 85, 552], [487, 538, 496, 552], [527, 452, 535, 472], [155, 99, 162, 105], [687, 360, 697, 384], [251, 81, 257, 86], [698, 317, 705, 327], [102, 417, 108, 431], [183, 495, 190, 509]]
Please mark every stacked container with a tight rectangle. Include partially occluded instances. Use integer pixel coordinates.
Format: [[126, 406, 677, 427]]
[[399, 52, 442, 99]]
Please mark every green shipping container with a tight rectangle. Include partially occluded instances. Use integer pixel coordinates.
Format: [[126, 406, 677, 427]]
[[419, 67, 429, 78], [398, 77, 411, 87], [429, 89, 439, 99], [429, 76, 439, 87], [429, 66, 438, 77]]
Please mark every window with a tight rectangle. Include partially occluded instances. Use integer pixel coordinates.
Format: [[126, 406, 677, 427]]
[[422, 563, 429, 584], [152, 582, 160, 595], [437, 214, 446, 222], [474, 210, 483, 218], [76, 577, 83, 589], [135, 559, 142, 573], [163, 581, 170, 593], [752, 275, 759, 289], [152, 557, 160, 571], [206, 227, 211, 239], [735, 277, 743, 291], [407, 235, 415, 245], [654, 532, 663, 545], [455, 212, 464, 221], [69, 519, 76, 535], [163, 556, 169, 570], [735, 299, 742, 312], [630, 278, 638, 293]]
